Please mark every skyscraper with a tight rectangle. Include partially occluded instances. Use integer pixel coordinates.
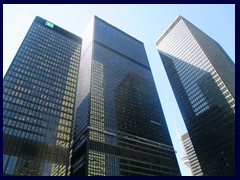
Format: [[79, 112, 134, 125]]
[[156, 15, 235, 176], [176, 130, 203, 176], [3, 16, 82, 176], [71, 16, 180, 176], [181, 132, 203, 176], [175, 126, 193, 176]]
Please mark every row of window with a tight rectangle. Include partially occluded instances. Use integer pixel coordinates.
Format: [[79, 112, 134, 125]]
[[3, 153, 68, 176], [15, 52, 79, 80], [22, 36, 80, 65], [4, 105, 72, 131], [4, 89, 74, 115], [14, 54, 78, 85], [4, 125, 70, 146], [19, 45, 79, 73], [4, 112, 71, 134], [4, 113, 71, 136], [4, 88, 73, 115], [5, 74, 75, 102], [7, 69, 76, 98], [33, 23, 81, 50], [87, 150, 178, 176]]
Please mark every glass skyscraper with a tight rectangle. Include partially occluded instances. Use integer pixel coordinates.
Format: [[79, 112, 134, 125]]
[[71, 16, 180, 176], [156, 15, 235, 176], [3, 16, 82, 176]]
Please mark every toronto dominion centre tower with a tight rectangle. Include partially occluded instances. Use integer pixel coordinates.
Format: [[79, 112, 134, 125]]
[[3, 15, 235, 176]]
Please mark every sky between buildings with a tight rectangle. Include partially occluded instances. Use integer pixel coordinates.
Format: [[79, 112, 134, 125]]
[[3, 4, 235, 176]]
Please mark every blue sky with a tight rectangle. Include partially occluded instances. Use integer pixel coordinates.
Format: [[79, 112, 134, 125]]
[[3, 4, 235, 176]]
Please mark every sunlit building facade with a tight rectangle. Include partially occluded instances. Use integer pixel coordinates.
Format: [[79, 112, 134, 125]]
[[156, 15, 235, 176], [3, 16, 82, 176], [181, 132, 203, 176], [71, 16, 180, 176]]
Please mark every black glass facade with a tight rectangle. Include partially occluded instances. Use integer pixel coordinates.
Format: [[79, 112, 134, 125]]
[[3, 16, 82, 176], [156, 16, 235, 176], [71, 16, 180, 176]]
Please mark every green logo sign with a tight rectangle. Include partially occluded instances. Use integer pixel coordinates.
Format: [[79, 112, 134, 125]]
[[45, 21, 54, 29]]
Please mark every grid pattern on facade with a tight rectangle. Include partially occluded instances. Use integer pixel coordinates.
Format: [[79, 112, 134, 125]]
[[71, 16, 180, 176], [156, 16, 235, 176], [181, 133, 203, 176], [3, 16, 82, 176]]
